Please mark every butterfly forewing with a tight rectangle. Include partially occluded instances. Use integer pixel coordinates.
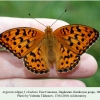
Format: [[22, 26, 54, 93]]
[[53, 25, 99, 55], [0, 27, 44, 58]]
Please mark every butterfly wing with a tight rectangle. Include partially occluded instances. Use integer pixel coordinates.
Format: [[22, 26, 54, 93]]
[[54, 41, 80, 72], [24, 40, 50, 74], [0, 27, 44, 58], [0, 27, 50, 74], [53, 24, 99, 72], [54, 24, 99, 55]]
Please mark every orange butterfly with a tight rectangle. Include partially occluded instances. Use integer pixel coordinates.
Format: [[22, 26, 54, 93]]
[[0, 24, 99, 74]]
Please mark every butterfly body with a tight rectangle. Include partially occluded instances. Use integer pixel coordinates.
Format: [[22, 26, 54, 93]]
[[43, 26, 58, 66], [0, 24, 99, 74]]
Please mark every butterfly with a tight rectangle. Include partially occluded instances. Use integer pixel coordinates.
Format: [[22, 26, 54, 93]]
[[0, 24, 99, 74]]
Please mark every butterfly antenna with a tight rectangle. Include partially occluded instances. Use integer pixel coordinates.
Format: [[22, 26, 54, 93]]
[[51, 9, 67, 27], [28, 13, 46, 27]]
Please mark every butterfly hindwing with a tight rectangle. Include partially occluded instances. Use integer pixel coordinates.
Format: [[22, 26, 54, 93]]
[[54, 41, 80, 72], [24, 42, 50, 74]]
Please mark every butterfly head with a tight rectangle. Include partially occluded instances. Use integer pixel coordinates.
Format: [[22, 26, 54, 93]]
[[45, 26, 53, 35]]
